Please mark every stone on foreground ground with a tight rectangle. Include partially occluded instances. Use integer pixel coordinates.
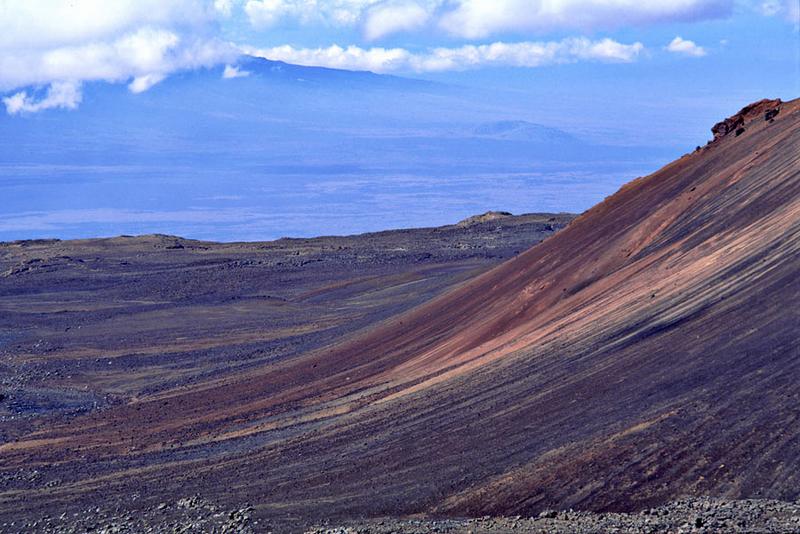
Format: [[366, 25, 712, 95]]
[[307, 497, 800, 534], [7, 496, 800, 533]]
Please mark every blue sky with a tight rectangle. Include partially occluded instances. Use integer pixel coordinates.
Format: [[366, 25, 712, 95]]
[[0, 1, 797, 241]]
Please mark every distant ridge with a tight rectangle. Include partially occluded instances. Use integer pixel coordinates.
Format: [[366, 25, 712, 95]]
[[472, 120, 579, 143], [456, 210, 513, 227]]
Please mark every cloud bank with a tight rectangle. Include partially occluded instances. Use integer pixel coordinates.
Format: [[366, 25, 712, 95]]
[[364, 1, 431, 40], [437, 0, 733, 38], [244, 37, 645, 73], [3, 0, 783, 115], [0, 0, 237, 114], [238, 0, 734, 38]]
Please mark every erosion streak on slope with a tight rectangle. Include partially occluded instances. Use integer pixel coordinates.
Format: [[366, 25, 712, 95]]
[[0, 99, 798, 528]]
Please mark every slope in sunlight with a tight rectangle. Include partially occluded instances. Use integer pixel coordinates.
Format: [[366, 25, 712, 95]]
[[0, 98, 798, 531]]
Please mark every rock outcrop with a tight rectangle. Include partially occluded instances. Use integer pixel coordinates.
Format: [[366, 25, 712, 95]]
[[711, 98, 782, 140]]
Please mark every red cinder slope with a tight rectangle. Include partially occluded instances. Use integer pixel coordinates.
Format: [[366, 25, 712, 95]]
[[1, 98, 798, 525]]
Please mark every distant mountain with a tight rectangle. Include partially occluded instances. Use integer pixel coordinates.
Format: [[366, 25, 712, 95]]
[[472, 120, 579, 143], [235, 55, 436, 89], [0, 56, 674, 241], [0, 57, 604, 171]]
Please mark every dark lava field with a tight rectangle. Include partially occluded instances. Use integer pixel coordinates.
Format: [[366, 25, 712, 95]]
[[0, 211, 572, 444]]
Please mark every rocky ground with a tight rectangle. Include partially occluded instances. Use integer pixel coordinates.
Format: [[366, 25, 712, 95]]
[[0, 211, 573, 533], [3, 209, 800, 534], [0, 211, 573, 443], [307, 498, 800, 534], [0, 495, 256, 533], [6, 496, 800, 533]]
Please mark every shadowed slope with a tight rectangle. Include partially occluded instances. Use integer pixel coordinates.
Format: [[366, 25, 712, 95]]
[[0, 99, 798, 528]]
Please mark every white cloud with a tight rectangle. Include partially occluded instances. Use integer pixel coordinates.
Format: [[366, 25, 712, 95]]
[[244, 0, 291, 27], [244, 37, 644, 73], [129, 73, 168, 93], [0, 0, 219, 50], [2, 81, 82, 115], [0, 1, 237, 113], [0, 27, 237, 91], [3, 0, 773, 116], [246, 43, 410, 71], [223, 64, 252, 78], [437, 0, 733, 38], [364, 1, 430, 40], [666, 36, 707, 56], [239, 0, 735, 37], [213, 0, 238, 15]]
